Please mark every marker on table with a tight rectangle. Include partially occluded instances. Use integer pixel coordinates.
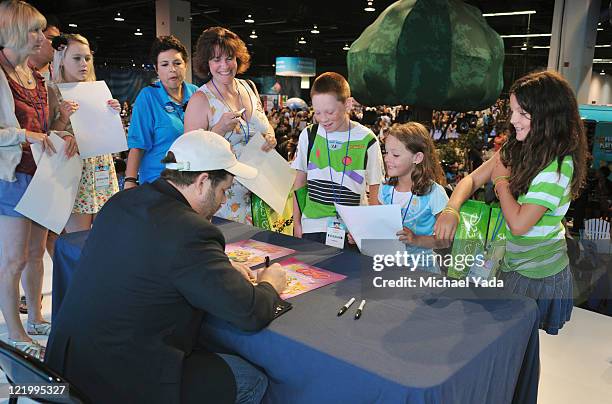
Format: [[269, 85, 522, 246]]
[[354, 300, 366, 320], [337, 297, 355, 316], [265, 256, 270, 268]]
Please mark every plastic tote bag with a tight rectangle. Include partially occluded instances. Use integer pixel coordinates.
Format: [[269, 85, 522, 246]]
[[251, 194, 294, 236], [447, 200, 505, 280]]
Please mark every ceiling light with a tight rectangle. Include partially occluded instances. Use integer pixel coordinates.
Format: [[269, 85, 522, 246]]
[[364, 1, 375, 12], [245, 14, 254, 23], [68, 23, 77, 28], [532, 46, 550, 49], [600, 70, 606, 75], [483, 10, 536, 17], [249, 30, 258, 39], [521, 47, 527, 51], [134, 28, 143, 36], [343, 44, 350, 51], [311, 25, 319, 34], [596, 44, 612, 48], [298, 37, 306, 44], [598, 28, 604, 31], [500, 33, 552, 38], [132, 63, 136, 67], [593, 58, 612, 63], [114, 12, 124, 22]]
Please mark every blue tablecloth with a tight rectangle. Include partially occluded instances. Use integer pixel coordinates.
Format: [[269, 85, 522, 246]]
[[53, 218, 540, 404], [52, 230, 89, 320]]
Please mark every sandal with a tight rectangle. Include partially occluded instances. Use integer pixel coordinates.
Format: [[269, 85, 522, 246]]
[[26, 320, 51, 336], [18, 295, 43, 315], [19, 295, 27, 314], [8, 339, 45, 361]]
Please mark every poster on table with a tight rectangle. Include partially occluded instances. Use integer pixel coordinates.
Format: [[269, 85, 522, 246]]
[[277, 258, 346, 299], [226, 239, 295, 268]]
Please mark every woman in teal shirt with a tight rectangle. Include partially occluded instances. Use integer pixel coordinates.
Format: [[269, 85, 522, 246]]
[[125, 35, 197, 188]]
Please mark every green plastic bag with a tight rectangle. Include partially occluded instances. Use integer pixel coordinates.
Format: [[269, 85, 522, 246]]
[[251, 194, 294, 236], [294, 186, 308, 215], [447, 200, 505, 279], [465, 204, 506, 280]]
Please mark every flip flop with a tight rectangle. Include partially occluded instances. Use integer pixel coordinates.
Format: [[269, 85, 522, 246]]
[[8, 339, 45, 361], [26, 321, 51, 336]]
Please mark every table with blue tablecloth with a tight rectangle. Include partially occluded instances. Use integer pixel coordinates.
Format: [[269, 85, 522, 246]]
[[53, 218, 539, 404]]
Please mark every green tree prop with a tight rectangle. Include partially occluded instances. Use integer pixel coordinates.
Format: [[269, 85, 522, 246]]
[[348, 0, 504, 111]]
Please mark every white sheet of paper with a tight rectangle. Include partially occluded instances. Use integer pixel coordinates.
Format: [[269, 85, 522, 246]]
[[15, 134, 83, 233], [56, 81, 127, 158], [30, 130, 65, 164], [335, 204, 406, 257], [237, 133, 296, 214]]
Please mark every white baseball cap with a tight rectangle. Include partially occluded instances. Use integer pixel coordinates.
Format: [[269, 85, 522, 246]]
[[165, 130, 258, 179]]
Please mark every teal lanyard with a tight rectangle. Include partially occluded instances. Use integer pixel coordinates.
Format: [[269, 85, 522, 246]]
[[484, 213, 504, 252]]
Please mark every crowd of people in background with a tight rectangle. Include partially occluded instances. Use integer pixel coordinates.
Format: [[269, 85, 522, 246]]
[[260, 99, 511, 189]]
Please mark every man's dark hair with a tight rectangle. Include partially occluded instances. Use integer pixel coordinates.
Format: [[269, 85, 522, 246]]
[[44, 14, 61, 32], [160, 152, 231, 187]]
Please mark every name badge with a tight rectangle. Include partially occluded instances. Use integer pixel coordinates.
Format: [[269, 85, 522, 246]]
[[94, 165, 110, 190], [467, 244, 504, 280], [467, 254, 495, 279], [325, 217, 346, 248]]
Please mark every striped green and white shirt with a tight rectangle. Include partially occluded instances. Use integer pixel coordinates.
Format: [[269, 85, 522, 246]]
[[501, 156, 573, 279]]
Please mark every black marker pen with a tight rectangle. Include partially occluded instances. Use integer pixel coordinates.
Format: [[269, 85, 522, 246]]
[[354, 300, 366, 320], [337, 297, 355, 316]]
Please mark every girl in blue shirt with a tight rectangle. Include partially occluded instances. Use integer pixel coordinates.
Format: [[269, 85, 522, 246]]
[[379, 123, 449, 273]]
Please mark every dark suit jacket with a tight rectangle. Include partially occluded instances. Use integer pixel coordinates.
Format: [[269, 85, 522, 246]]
[[45, 179, 281, 403]]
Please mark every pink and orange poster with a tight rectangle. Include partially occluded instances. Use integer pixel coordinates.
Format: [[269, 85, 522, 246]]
[[226, 239, 295, 268], [278, 258, 346, 299]]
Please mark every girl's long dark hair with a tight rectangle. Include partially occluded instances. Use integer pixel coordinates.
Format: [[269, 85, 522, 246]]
[[386, 122, 446, 195], [502, 70, 588, 199]]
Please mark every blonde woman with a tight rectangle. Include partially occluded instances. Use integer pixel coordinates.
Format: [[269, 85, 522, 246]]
[[49, 33, 120, 232], [0, 0, 77, 359]]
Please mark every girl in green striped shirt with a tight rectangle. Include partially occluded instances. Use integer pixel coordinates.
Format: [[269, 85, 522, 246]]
[[435, 71, 588, 334]]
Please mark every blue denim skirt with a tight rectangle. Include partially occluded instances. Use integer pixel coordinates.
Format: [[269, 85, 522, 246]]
[[499, 266, 573, 335], [0, 173, 32, 218]]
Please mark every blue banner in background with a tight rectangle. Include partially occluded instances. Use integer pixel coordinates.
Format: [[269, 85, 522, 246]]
[[593, 122, 612, 168], [579, 105, 612, 168], [275, 57, 316, 77]]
